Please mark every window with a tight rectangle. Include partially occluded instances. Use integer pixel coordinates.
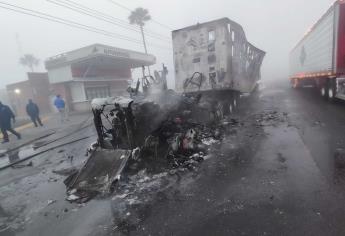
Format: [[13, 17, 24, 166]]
[[208, 30, 216, 42], [208, 54, 216, 64], [193, 57, 201, 63], [85, 86, 111, 101]]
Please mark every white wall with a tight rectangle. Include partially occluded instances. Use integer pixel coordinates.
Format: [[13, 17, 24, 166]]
[[48, 66, 73, 84], [70, 81, 87, 103]]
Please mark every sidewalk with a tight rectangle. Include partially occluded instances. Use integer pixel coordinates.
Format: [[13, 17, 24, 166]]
[[0, 111, 93, 151], [0, 116, 51, 139]]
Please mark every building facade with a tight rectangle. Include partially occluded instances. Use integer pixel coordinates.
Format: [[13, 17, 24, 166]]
[[6, 72, 51, 117], [45, 44, 156, 111]]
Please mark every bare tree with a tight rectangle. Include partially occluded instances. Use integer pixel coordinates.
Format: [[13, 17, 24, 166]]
[[129, 7, 151, 54], [19, 54, 39, 72]]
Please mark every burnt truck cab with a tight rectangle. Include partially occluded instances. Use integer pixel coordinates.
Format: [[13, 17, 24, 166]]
[[172, 18, 265, 96]]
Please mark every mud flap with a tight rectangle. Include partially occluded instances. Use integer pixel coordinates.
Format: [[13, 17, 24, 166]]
[[65, 149, 131, 201]]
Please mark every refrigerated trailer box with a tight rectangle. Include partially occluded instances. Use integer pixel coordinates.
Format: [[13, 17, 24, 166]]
[[290, 0, 345, 100], [172, 18, 265, 95]]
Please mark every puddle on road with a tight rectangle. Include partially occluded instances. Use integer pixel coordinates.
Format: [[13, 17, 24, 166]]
[[0, 146, 36, 169]]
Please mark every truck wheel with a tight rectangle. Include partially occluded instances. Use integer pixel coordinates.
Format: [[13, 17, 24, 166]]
[[222, 101, 229, 116], [233, 92, 240, 109], [320, 86, 328, 99], [328, 86, 334, 100], [292, 79, 299, 89], [216, 102, 224, 120], [229, 94, 236, 114], [328, 79, 337, 102]]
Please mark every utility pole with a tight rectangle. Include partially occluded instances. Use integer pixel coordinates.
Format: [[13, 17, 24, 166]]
[[140, 25, 151, 76]]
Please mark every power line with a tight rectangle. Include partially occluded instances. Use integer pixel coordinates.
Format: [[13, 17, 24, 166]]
[[107, 0, 174, 31], [47, 0, 171, 42], [108, 0, 132, 12], [0, 1, 141, 42], [63, 0, 171, 40], [53, 0, 170, 42], [0, 1, 172, 51]]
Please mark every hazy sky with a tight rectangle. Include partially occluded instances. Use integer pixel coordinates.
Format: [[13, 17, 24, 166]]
[[0, 0, 335, 88]]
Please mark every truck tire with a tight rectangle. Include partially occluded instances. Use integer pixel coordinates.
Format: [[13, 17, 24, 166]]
[[233, 92, 239, 109], [320, 85, 328, 100], [216, 102, 224, 120], [224, 94, 234, 115], [229, 103, 233, 114], [233, 97, 237, 109], [292, 79, 299, 89], [328, 79, 337, 102]]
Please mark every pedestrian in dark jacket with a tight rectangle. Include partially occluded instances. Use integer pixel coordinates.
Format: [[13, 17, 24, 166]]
[[0, 102, 21, 143], [26, 99, 43, 127]]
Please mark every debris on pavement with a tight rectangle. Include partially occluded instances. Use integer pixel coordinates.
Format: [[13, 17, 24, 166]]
[[11, 161, 33, 169], [48, 177, 58, 183], [47, 200, 56, 206], [254, 110, 287, 126], [52, 167, 78, 176]]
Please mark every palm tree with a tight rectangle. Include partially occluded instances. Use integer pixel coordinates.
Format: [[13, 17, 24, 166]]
[[129, 7, 151, 54], [19, 54, 40, 72]]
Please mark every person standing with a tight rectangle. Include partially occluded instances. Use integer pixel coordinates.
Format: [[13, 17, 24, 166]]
[[26, 99, 43, 127], [0, 102, 21, 143], [54, 95, 67, 122]]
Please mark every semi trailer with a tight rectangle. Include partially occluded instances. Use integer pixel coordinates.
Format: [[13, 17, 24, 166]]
[[290, 0, 345, 101], [172, 18, 265, 113]]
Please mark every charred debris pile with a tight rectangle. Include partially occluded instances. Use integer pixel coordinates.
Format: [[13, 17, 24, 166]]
[[64, 84, 240, 203]]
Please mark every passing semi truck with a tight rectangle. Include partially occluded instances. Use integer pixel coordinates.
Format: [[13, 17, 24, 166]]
[[290, 0, 345, 101], [172, 18, 265, 113]]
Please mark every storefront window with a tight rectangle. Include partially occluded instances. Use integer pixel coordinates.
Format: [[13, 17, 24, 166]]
[[85, 87, 111, 100]]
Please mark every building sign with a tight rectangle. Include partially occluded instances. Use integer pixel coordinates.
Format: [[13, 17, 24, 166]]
[[103, 48, 130, 58]]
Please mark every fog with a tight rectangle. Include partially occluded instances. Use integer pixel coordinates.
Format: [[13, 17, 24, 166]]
[[0, 0, 335, 88]]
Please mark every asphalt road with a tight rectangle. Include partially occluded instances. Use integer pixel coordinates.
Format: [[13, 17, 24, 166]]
[[2, 80, 345, 236], [125, 80, 345, 236]]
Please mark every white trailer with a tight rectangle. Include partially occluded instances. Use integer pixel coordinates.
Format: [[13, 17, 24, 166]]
[[290, 0, 345, 101]]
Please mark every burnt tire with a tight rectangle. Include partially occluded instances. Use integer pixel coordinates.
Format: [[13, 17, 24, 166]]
[[228, 95, 235, 114], [233, 97, 237, 109], [233, 92, 240, 109], [229, 102, 233, 114]]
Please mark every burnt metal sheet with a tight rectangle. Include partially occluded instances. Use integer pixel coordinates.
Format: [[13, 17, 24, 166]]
[[67, 149, 131, 193]]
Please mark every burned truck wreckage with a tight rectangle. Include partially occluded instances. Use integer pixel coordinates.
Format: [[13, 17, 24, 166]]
[[173, 18, 265, 111], [64, 90, 230, 202], [64, 18, 265, 202]]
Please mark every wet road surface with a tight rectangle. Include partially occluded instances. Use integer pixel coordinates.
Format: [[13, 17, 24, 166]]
[[122, 81, 345, 236], [3, 80, 345, 236]]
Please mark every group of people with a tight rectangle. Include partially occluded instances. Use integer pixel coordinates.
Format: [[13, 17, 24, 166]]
[[0, 99, 43, 143], [0, 94, 67, 144]]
